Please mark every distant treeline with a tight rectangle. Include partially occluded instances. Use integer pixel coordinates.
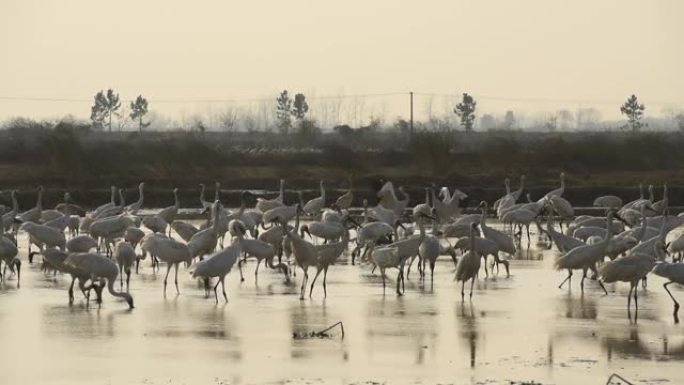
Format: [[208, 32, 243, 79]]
[[0, 118, 682, 208]]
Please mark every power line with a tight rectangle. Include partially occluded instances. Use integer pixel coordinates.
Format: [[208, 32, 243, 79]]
[[0, 92, 681, 107]]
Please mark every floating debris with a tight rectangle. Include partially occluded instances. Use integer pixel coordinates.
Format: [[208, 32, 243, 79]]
[[292, 321, 345, 340]]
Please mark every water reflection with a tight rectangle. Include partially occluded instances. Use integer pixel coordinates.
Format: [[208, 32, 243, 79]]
[[559, 293, 598, 319], [456, 302, 478, 368]]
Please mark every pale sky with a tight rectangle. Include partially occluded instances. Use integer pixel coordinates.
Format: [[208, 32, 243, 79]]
[[1, 0, 683, 125]]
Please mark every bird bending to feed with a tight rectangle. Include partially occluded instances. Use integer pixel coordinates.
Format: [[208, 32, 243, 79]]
[[63, 252, 134, 308]]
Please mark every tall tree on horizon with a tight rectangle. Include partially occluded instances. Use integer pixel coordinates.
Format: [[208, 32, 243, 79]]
[[276, 90, 293, 134], [454, 93, 477, 132], [90, 89, 121, 132], [129, 95, 150, 133], [620, 94, 646, 132], [291, 93, 309, 120]]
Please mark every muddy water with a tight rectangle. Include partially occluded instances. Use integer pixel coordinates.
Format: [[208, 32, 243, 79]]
[[1, 223, 683, 385]]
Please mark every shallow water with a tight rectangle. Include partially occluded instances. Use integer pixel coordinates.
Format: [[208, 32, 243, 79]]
[[1, 223, 684, 385]]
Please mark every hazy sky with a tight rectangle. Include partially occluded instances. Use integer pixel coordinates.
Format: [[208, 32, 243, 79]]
[[1, 0, 683, 123]]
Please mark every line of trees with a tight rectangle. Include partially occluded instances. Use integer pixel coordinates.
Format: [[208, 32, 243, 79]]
[[86, 88, 664, 135], [91, 89, 150, 132]]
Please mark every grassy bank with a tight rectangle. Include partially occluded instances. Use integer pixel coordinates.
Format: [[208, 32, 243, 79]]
[[0, 123, 682, 209]]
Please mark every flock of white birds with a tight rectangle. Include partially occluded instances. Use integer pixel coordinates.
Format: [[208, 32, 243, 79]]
[[1, 174, 684, 323]]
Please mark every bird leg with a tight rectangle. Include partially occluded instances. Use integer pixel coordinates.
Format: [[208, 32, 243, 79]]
[[126, 268, 131, 292], [213, 278, 221, 304], [68, 276, 76, 304], [174, 263, 180, 294], [461, 280, 466, 300], [221, 276, 228, 303], [396, 268, 403, 296], [558, 270, 572, 289], [309, 267, 323, 298], [381, 267, 386, 295], [254, 259, 262, 280], [299, 268, 308, 300], [664, 282, 680, 324], [163, 263, 172, 296], [323, 267, 328, 298], [470, 276, 475, 299], [580, 268, 587, 293], [238, 259, 245, 282]]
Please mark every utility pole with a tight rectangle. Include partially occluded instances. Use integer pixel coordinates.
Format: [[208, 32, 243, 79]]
[[409, 91, 414, 139]]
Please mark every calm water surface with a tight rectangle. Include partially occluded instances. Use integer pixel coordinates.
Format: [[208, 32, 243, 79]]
[[1, 222, 683, 385]]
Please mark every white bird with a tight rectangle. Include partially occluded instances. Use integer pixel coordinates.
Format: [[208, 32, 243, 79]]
[[20, 221, 66, 253], [2, 190, 19, 232], [41, 248, 98, 304], [539, 215, 584, 253], [301, 220, 345, 244], [455, 223, 482, 300], [233, 220, 287, 282], [190, 221, 244, 303], [454, 234, 509, 277], [124, 227, 145, 250], [64, 252, 134, 308], [171, 220, 199, 243], [43, 213, 69, 232], [303, 180, 326, 216], [352, 220, 397, 265], [479, 201, 516, 258], [0, 235, 20, 287], [142, 233, 191, 294], [93, 188, 126, 219], [91, 186, 117, 218], [370, 243, 403, 295], [283, 220, 318, 300], [18, 186, 43, 224], [187, 202, 224, 262], [593, 195, 623, 209], [142, 215, 168, 235], [256, 179, 285, 213], [510, 175, 526, 202], [334, 181, 353, 210], [67, 215, 80, 237], [543, 172, 566, 199], [412, 187, 433, 225], [651, 184, 669, 216], [66, 235, 98, 253], [652, 262, 684, 323], [263, 203, 301, 225], [157, 188, 180, 225], [501, 208, 536, 244], [90, 214, 135, 254], [418, 223, 443, 283], [432, 186, 468, 223], [308, 226, 350, 297], [114, 241, 136, 291], [124, 182, 145, 214], [556, 212, 615, 294], [600, 249, 661, 319], [199, 183, 212, 210]]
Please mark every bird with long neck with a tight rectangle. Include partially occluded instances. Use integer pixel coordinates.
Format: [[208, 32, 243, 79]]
[[556, 212, 615, 294], [455, 223, 481, 300], [125, 182, 145, 214], [214, 182, 221, 202], [63, 252, 134, 308], [282, 214, 318, 300], [199, 184, 210, 209]]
